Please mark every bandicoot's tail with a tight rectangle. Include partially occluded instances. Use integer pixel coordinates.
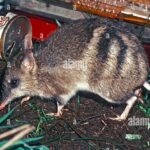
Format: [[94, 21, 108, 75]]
[[143, 81, 150, 91]]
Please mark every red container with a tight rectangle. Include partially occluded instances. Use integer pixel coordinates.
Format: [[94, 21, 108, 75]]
[[28, 15, 58, 41]]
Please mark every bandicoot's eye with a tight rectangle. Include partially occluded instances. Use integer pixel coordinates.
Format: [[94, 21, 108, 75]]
[[10, 78, 19, 88]]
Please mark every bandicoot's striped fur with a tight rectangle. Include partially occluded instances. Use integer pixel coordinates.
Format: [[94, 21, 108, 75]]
[[0, 18, 149, 120]]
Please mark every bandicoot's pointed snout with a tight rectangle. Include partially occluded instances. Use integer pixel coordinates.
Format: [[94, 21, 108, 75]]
[[0, 97, 10, 110], [0, 103, 5, 110]]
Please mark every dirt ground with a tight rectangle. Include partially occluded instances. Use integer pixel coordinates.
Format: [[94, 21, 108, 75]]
[[0, 91, 150, 150]]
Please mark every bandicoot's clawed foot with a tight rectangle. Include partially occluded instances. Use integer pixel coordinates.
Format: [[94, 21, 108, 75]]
[[47, 112, 62, 117], [21, 96, 31, 105], [47, 108, 69, 117], [109, 115, 126, 121]]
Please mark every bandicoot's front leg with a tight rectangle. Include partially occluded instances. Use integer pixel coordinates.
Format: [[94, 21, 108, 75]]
[[47, 95, 69, 117], [21, 96, 31, 105], [47, 101, 65, 117]]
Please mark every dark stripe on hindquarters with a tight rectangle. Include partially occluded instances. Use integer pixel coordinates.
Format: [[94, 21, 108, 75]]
[[115, 33, 128, 75], [116, 33, 142, 79], [96, 27, 117, 62]]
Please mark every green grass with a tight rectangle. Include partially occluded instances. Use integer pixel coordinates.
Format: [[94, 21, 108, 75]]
[[0, 106, 49, 150]]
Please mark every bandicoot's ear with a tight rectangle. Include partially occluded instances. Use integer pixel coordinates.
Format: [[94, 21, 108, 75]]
[[21, 51, 35, 72], [23, 25, 33, 50]]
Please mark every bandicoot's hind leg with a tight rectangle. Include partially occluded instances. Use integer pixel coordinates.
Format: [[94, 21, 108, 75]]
[[110, 96, 137, 121]]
